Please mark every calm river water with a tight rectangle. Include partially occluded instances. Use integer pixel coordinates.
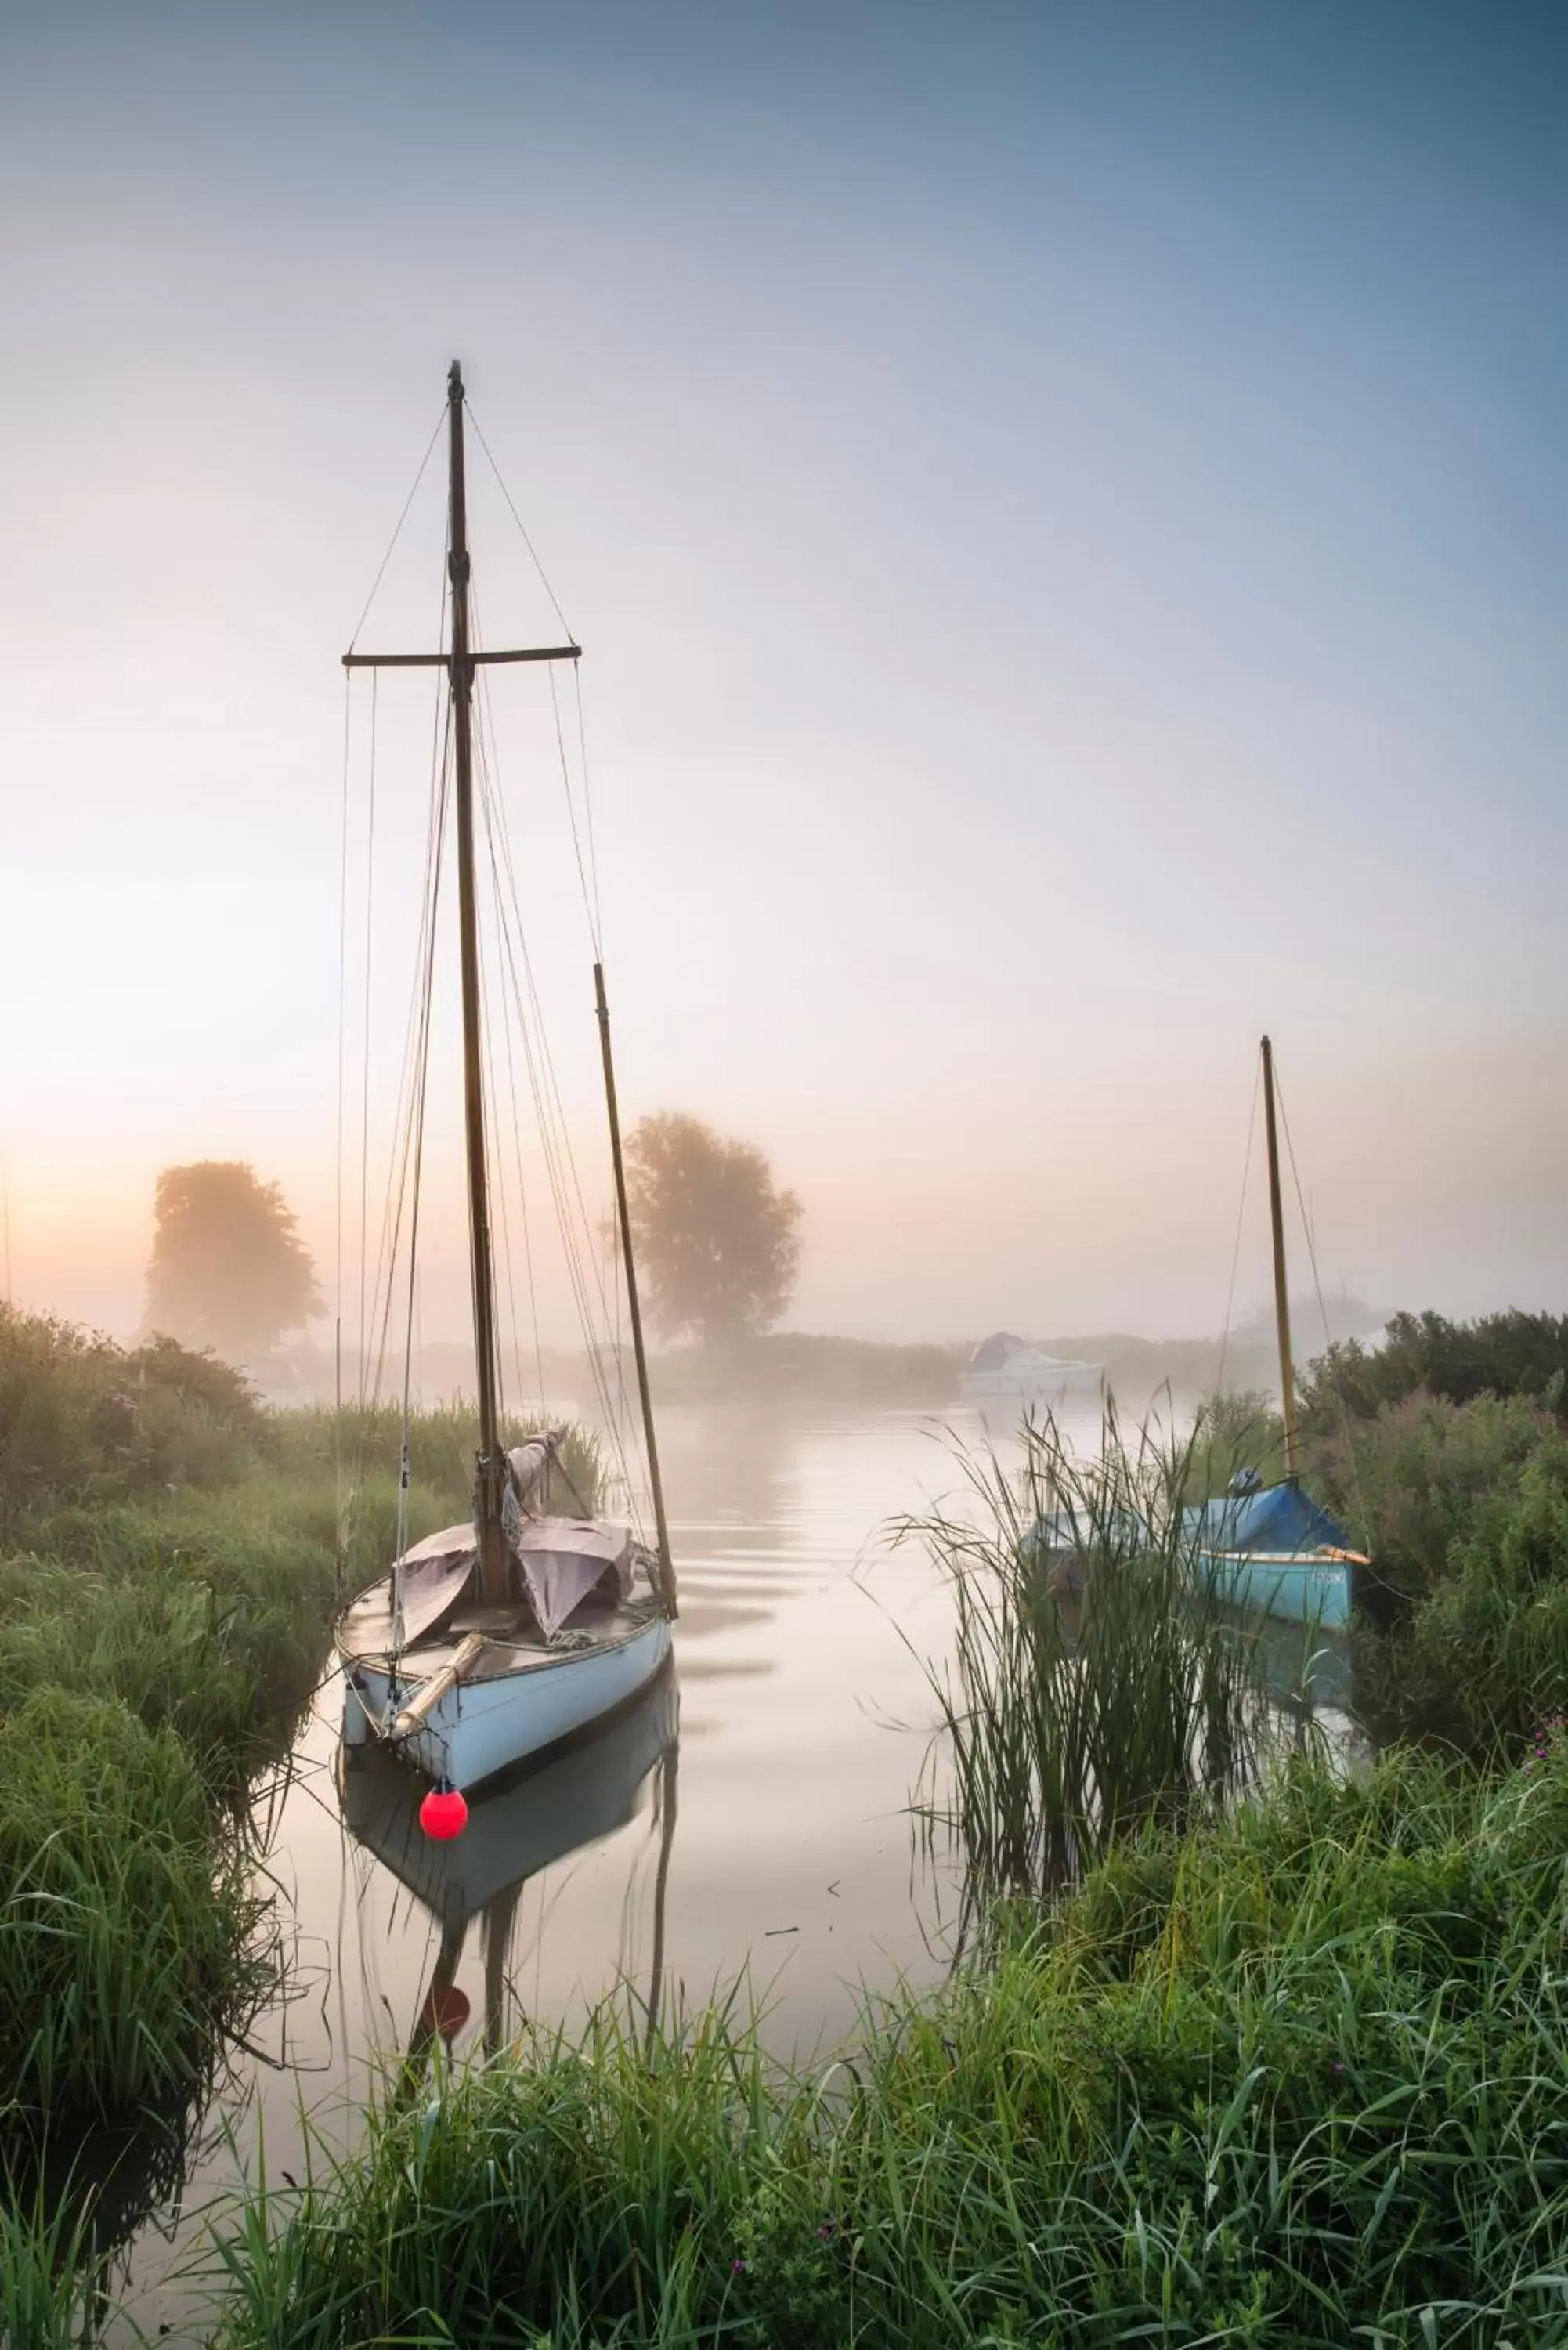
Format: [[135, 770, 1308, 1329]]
[[118, 1397, 1089, 2340]]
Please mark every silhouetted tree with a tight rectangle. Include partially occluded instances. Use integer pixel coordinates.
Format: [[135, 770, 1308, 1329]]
[[623, 1114, 801, 1350], [145, 1162, 322, 1363]]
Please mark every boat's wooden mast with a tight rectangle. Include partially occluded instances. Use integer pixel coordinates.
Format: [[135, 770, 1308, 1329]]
[[341, 363, 583, 1603], [594, 961, 678, 1617], [1260, 1034, 1301, 1480], [446, 361, 510, 1603]]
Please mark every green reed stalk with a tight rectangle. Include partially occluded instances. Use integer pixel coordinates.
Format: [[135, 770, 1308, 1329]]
[[901, 1402, 1277, 1913]]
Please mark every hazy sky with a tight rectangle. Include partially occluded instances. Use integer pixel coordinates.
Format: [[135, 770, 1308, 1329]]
[[3, 2, 1564, 1347]]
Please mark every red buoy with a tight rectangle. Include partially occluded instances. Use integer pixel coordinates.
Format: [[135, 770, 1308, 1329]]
[[419, 1783, 469, 1841], [423, 1982, 471, 2038]]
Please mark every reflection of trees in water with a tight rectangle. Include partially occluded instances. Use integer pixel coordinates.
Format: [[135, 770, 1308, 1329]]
[[651, 1401, 804, 1660], [656, 1397, 798, 1550]]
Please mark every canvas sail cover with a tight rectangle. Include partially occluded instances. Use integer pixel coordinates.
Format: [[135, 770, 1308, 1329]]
[[513, 1516, 634, 1639], [1182, 1483, 1351, 1557], [340, 1522, 475, 1659], [508, 1434, 566, 1509]]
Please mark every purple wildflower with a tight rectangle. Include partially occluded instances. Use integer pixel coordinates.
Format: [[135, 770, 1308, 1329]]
[[732, 2258, 748, 2275]]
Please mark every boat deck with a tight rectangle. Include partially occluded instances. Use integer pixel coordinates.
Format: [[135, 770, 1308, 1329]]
[[341, 1585, 666, 1683]]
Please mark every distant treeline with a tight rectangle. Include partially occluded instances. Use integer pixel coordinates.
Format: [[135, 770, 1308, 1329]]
[[645, 1298, 1388, 1411], [256, 1300, 1564, 1421]]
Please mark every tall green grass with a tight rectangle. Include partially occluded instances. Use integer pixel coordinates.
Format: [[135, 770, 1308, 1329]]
[[0, 1521, 338, 1795], [0, 1687, 271, 2131], [210, 1739, 1568, 2348], [901, 1410, 1277, 1912], [0, 2176, 109, 2350], [0, 1298, 608, 2207], [270, 1401, 604, 1574]]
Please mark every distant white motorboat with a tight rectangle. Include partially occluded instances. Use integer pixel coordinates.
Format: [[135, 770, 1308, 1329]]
[[332, 363, 677, 1797], [959, 1332, 1104, 1405]]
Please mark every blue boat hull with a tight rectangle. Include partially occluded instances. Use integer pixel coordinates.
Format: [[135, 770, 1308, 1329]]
[[1201, 1548, 1351, 1629]]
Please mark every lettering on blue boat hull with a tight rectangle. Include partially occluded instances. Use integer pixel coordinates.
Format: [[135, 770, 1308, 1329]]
[[1201, 1549, 1352, 1629]]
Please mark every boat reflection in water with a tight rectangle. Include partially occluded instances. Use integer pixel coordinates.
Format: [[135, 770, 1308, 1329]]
[[339, 1662, 679, 2066]]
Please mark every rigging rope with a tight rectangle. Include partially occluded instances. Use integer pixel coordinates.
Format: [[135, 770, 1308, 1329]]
[[469, 603, 636, 1495], [391, 727, 450, 1656], [335, 674, 351, 1532], [1216, 1057, 1261, 1403], [571, 664, 604, 953], [461, 415, 644, 1507], [475, 752, 613, 1437], [475, 737, 642, 1530], [367, 707, 452, 1415], [468, 593, 528, 1434], [358, 551, 450, 1428], [475, 847, 518, 1430], [473, 662, 550, 1418], [1274, 1065, 1371, 1536], [1274, 1070, 1331, 1354], [345, 407, 446, 653], [464, 401, 574, 639], [547, 663, 602, 960], [357, 673, 378, 1408], [466, 403, 604, 958]]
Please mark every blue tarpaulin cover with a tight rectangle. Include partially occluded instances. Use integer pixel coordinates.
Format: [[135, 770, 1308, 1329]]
[[1182, 1482, 1350, 1556]]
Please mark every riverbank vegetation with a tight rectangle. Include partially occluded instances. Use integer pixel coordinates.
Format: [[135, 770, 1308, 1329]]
[[905, 1409, 1274, 1912], [214, 1740, 1568, 2348], [9, 1300, 1568, 2344], [0, 1300, 602, 2305]]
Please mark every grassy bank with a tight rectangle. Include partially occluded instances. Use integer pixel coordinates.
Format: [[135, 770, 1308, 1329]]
[[210, 1739, 1568, 2348], [0, 1303, 601, 2195]]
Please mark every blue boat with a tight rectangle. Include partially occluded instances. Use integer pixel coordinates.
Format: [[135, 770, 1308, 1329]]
[[1182, 1477, 1361, 1629], [1024, 1480, 1364, 1630], [1184, 1036, 1371, 1629]]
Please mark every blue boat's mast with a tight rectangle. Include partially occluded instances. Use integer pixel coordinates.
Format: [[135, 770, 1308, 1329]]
[[1260, 1035, 1300, 1481]]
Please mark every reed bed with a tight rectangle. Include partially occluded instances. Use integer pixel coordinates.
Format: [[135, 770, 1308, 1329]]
[[901, 1408, 1280, 1914], [0, 2176, 110, 2350], [0, 1685, 272, 2133], [208, 1740, 1568, 2348]]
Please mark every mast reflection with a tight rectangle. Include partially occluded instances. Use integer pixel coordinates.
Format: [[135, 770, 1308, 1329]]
[[341, 1663, 679, 2066]]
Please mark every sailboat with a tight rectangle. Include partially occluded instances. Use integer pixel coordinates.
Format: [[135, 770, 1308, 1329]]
[[334, 363, 677, 1794], [1183, 1036, 1367, 1628]]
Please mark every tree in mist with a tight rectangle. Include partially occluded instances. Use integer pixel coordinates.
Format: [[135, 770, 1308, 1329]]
[[623, 1114, 801, 1350], [144, 1162, 322, 1364]]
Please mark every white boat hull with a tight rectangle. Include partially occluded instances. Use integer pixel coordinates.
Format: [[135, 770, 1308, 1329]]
[[344, 1612, 674, 1791]]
